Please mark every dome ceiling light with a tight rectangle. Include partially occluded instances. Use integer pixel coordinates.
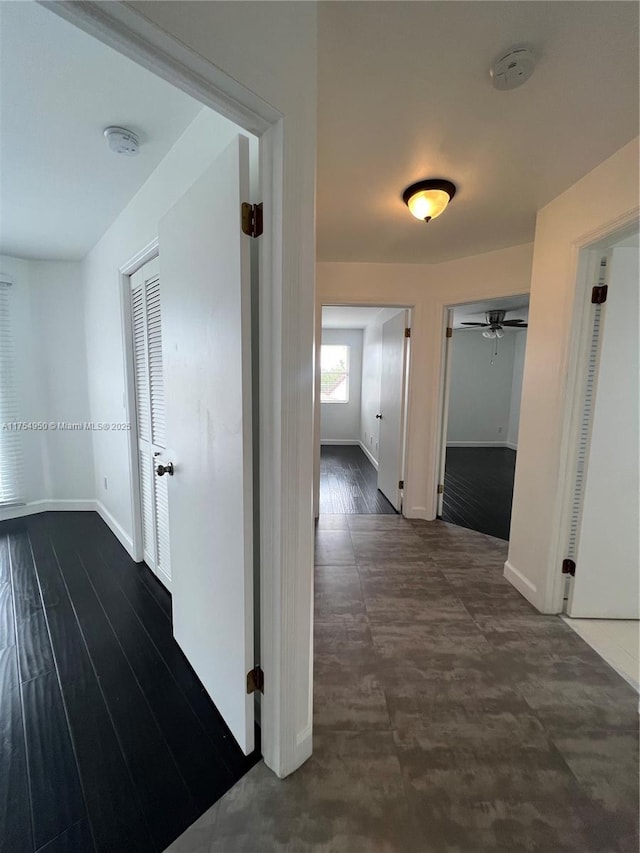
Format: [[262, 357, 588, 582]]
[[402, 179, 456, 223]]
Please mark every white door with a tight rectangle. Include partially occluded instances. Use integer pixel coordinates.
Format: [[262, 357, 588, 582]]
[[158, 135, 255, 754], [567, 244, 639, 618], [377, 310, 409, 511], [131, 257, 171, 589], [437, 311, 454, 517]]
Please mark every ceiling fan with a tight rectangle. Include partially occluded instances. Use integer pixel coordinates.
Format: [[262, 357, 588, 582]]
[[461, 309, 528, 338]]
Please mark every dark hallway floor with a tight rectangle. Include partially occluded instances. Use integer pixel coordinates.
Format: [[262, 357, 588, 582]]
[[442, 446, 517, 540], [168, 514, 639, 852], [0, 511, 258, 853], [319, 444, 396, 514]]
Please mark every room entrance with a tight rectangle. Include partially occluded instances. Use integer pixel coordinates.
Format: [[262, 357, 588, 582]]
[[317, 305, 411, 515], [437, 295, 530, 540]]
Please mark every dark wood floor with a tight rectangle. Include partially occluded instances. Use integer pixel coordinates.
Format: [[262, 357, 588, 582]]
[[0, 511, 259, 853], [442, 447, 516, 540], [319, 445, 396, 514]]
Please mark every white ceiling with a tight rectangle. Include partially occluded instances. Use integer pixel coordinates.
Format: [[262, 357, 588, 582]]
[[452, 295, 529, 329], [0, 2, 203, 260], [322, 305, 404, 329], [318, 2, 639, 264]]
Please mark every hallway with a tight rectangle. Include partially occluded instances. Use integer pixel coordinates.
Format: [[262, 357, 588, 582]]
[[169, 514, 639, 852], [319, 445, 396, 514], [0, 512, 258, 853]]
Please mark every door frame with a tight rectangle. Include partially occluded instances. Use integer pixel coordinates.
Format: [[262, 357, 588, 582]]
[[46, 0, 298, 777], [546, 211, 640, 613], [433, 292, 530, 523], [314, 301, 414, 518]]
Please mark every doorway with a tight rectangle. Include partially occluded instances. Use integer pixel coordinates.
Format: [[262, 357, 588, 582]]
[[318, 305, 411, 515], [438, 295, 529, 540]]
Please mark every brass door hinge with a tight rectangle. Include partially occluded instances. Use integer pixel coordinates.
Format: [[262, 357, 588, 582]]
[[247, 666, 264, 694], [437, 484, 444, 494], [446, 327, 453, 338], [398, 479, 405, 489], [241, 202, 263, 238], [404, 328, 411, 338]]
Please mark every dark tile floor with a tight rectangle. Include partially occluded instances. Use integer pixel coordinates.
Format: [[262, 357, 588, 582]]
[[168, 514, 639, 853], [319, 445, 396, 514], [0, 512, 259, 853], [442, 447, 517, 540]]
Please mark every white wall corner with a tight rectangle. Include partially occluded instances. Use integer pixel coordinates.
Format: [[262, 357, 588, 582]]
[[359, 441, 379, 470], [503, 559, 538, 606], [96, 500, 137, 560]]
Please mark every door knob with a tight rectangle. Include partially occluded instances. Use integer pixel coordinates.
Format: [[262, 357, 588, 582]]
[[156, 462, 174, 477], [375, 413, 382, 419]]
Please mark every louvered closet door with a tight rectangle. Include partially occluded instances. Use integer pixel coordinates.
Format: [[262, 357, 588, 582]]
[[131, 257, 171, 588]]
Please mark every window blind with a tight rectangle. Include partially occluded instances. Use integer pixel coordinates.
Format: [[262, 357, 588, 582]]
[[0, 279, 25, 505]]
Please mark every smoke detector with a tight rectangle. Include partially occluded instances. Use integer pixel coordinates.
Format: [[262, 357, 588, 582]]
[[489, 46, 537, 91], [103, 126, 140, 156]]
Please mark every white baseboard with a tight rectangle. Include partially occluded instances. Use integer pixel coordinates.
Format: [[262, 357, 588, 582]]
[[358, 441, 379, 470], [503, 559, 537, 607], [95, 501, 135, 559], [446, 441, 510, 448], [0, 498, 97, 521], [505, 441, 518, 450], [320, 439, 360, 445]]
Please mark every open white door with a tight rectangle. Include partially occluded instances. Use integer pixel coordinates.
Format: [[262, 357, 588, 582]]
[[567, 244, 639, 618], [158, 136, 255, 754], [377, 310, 409, 511], [437, 310, 454, 517]]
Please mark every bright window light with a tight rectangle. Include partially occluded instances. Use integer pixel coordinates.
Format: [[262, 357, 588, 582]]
[[320, 344, 350, 403]]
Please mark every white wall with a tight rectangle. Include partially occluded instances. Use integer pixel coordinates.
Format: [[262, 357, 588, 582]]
[[506, 136, 639, 613], [320, 328, 362, 442], [0, 254, 92, 518], [82, 108, 246, 549], [507, 331, 527, 448], [316, 242, 534, 520], [446, 330, 516, 446]]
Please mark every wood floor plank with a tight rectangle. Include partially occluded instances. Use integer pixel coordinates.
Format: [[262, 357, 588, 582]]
[[34, 817, 94, 853], [320, 446, 396, 516], [21, 671, 85, 850], [0, 645, 32, 853]]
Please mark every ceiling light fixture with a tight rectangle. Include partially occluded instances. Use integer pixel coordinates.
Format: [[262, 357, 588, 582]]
[[104, 126, 140, 156], [402, 179, 456, 223]]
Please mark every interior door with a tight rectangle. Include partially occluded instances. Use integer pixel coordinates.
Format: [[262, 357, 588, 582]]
[[158, 135, 255, 754], [377, 310, 409, 510], [567, 244, 639, 618]]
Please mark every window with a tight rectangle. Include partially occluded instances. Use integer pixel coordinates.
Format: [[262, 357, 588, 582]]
[[0, 279, 24, 505], [321, 344, 350, 403]]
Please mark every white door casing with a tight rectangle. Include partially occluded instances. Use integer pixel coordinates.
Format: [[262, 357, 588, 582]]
[[130, 257, 171, 588], [377, 310, 409, 511], [158, 135, 255, 754], [437, 310, 454, 517], [567, 244, 639, 618]]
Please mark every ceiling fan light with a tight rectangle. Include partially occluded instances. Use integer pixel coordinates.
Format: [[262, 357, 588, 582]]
[[403, 179, 456, 222], [495, 328, 504, 338], [482, 330, 495, 339]]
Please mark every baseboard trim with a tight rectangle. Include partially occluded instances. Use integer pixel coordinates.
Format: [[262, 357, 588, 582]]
[[320, 439, 360, 446], [95, 501, 135, 559], [0, 499, 97, 521], [155, 564, 172, 592], [358, 441, 379, 470], [505, 441, 518, 450], [504, 559, 537, 607], [446, 441, 511, 448]]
